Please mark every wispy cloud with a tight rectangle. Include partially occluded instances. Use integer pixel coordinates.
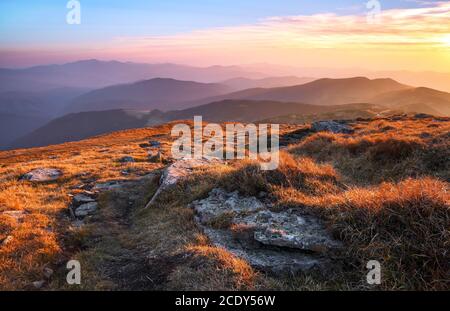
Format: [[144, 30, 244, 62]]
[[114, 2, 449, 50]]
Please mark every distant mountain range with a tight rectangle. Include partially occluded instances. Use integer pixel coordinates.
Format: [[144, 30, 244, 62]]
[[11, 80, 450, 149], [0, 60, 265, 92], [1, 60, 449, 150]]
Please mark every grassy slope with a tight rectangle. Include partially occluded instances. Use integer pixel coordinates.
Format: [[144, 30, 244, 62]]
[[0, 118, 448, 290]]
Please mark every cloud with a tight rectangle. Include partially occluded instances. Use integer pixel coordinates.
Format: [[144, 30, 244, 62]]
[[112, 1, 450, 51]]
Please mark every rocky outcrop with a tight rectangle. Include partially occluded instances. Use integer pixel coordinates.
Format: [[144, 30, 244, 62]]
[[74, 202, 98, 217], [69, 192, 98, 218], [311, 121, 354, 134], [190, 188, 341, 274], [20, 168, 62, 182], [145, 158, 222, 208]]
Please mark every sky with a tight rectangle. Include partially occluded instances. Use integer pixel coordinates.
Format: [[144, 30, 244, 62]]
[[0, 0, 449, 71]]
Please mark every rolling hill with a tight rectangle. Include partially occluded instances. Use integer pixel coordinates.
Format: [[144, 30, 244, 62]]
[[10, 110, 153, 149], [370, 87, 450, 116], [187, 77, 411, 107], [11, 100, 327, 148]]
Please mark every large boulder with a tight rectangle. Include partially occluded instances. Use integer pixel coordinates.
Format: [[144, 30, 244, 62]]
[[191, 188, 341, 274], [20, 168, 62, 182], [311, 121, 354, 134], [145, 158, 222, 208]]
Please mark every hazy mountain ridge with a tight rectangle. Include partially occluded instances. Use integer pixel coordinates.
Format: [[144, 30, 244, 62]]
[[3, 73, 450, 150], [65, 78, 234, 113], [221, 76, 315, 91], [0, 60, 265, 92]]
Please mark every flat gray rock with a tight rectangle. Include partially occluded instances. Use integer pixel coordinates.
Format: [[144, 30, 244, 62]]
[[73, 194, 95, 205], [93, 181, 125, 191], [311, 121, 354, 134], [74, 202, 98, 217], [193, 188, 264, 224], [21, 168, 62, 182], [191, 188, 341, 274]]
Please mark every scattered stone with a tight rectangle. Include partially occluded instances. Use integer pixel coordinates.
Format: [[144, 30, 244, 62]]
[[74, 202, 98, 217], [20, 168, 62, 182], [32, 280, 45, 289], [190, 188, 341, 274], [43, 268, 54, 278], [119, 156, 135, 163], [311, 121, 354, 134]]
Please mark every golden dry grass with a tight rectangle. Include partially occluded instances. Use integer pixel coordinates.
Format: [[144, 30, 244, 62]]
[[0, 117, 448, 291]]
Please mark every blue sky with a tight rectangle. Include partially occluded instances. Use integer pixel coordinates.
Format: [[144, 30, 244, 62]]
[[0, 0, 440, 46]]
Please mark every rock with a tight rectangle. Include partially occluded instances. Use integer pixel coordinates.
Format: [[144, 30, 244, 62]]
[[2, 210, 25, 221], [73, 194, 95, 206], [1, 235, 14, 246], [202, 226, 327, 275], [145, 157, 222, 208], [311, 121, 354, 134], [414, 113, 433, 119], [258, 191, 268, 199], [93, 181, 125, 191], [20, 168, 62, 182], [243, 210, 341, 252], [74, 202, 98, 217], [43, 268, 54, 278], [190, 188, 341, 274], [139, 143, 151, 148], [32, 280, 45, 289], [119, 156, 135, 163], [149, 140, 161, 148], [148, 150, 163, 163], [193, 189, 264, 224]]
